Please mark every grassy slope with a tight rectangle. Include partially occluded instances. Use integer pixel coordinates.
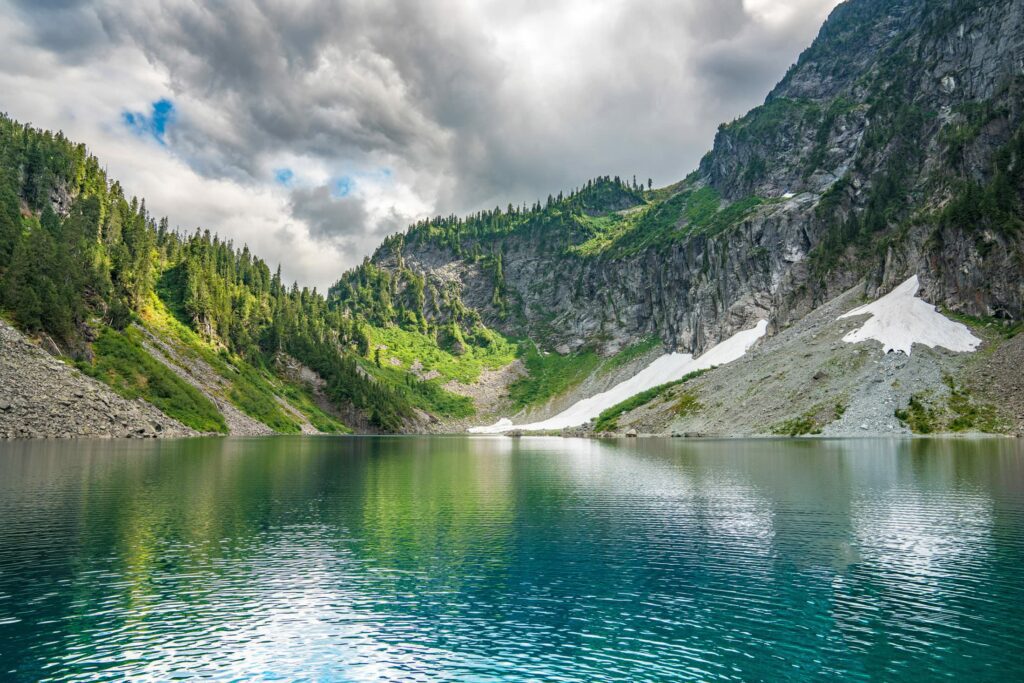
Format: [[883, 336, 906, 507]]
[[76, 326, 228, 433], [592, 368, 709, 433], [364, 320, 664, 420], [362, 322, 519, 419], [570, 187, 771, 258], [366, 323, 516, 383], [139, 296, 349, 434], [359, 360, 475, 419], [508, 337, 662, 413]]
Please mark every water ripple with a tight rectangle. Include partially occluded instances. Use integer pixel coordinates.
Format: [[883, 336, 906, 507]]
[[0, 436, 1022, 681]]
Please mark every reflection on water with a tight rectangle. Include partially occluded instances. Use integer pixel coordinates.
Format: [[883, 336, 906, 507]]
[[1, 436, 1022, 680]]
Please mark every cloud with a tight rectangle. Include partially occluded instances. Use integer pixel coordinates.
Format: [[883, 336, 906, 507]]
[[0, 0, 842, 289], [289, 184, 369, 247]]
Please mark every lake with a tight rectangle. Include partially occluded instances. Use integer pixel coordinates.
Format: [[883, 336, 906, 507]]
[[1, 436, 1022, 681]]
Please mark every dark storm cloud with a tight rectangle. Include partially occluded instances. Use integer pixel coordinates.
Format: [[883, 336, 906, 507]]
[[8, 0, 107, 59], [3, 0, 841, 255], [94, 0, 480, 181], [289, 184, 370, 247]]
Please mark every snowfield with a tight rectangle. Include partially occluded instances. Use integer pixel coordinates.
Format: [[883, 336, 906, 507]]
[[470, 320, 768, 433], [838, 275, 981, 356]]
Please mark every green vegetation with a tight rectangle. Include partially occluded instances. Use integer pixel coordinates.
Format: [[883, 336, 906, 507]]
[[77, 327, 227, 433], [718, 97, 818, 143], [359, 361, 475, 419], [771, 413, 823, 437], [227, 366, 301, 433], [939, 100, 1005, 169], [673, 392, 703, 417], [945, 378, 1003, 433], [592, 186, 768, 257], [592, 369, 709, 433], [895, 377, 1006, 434], [569, 211, 642, 256], [894, 392, 941, 434], [771, 401, 847, 436], [141, 296, 303, 434], [0, 114, 420, 432], [803, 97, 859, 179], [602, 337, 661, 372], [354, 176, 645, 266], [689, 192, 765, 236], [508, 345, 602, 410], [941, 308, 1023, 340], [939, 121, 1024, 237], [277, 383, 351, 433], [507, 337, 663, 412], [366, 322, 516, 384]]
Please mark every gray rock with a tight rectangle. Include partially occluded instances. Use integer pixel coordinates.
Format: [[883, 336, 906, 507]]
[[0, 320, 197, 440]]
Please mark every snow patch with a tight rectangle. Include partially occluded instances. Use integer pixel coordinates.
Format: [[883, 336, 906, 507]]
[[838, 275, 980, 356], [470, 320, 768, 434], [470, 417, 513, 433]]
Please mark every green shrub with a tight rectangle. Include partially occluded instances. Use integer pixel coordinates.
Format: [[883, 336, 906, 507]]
[[895, 393, 939, 434], [79, 327, 227, 433], [673, 392, 703, 416], [592, 369, 709, 432], [943, 376, 1004, 433], [771, 413, 822, 436], [508, 345, 602, 410], [894, 378, 1006, 434]]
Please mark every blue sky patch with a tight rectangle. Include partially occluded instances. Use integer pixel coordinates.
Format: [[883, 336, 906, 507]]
[[122, 98, 175, 144], [332, 176, 355, 197], [274, 168, 295, 186]]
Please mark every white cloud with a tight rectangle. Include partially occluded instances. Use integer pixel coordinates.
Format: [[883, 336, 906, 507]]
[[0, 0, 841, 290]]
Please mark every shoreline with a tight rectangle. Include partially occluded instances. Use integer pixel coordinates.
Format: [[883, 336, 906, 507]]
[[3, 429, 1019, 442]]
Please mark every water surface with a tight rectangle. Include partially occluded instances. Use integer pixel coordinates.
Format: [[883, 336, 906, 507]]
[[1, 436, 1022, 680]]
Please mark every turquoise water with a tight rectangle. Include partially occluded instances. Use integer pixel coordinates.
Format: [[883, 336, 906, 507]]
[[0, 436, 1022, 681]]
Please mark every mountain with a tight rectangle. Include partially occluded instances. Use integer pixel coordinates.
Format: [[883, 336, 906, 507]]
[[0, 116, 442, 436], [334, 0, 1023, 355], [1, 0, 1022, 438]]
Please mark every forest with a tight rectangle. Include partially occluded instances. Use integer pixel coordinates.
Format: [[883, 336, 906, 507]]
[[0, 114, 421, 431]]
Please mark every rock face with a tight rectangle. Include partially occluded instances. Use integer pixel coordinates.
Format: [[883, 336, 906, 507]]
[[0, 320, 196, 439], [354, 0, 1024, 359]]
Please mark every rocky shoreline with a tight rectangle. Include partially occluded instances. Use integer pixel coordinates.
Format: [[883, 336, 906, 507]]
[[0, 320, 196, 440]]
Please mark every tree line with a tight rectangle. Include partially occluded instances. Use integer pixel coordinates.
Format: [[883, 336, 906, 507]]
[[0, 114, 414, 430]]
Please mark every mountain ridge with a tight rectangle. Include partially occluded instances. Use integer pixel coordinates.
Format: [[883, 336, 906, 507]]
[[1, 0, 1022, 438], [332, 0, 1023, 361]]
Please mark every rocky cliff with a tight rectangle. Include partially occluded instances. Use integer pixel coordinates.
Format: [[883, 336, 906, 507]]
[[336, 0, 1024, 359]]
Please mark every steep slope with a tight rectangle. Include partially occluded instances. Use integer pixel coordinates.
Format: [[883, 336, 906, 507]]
[[0, 116, 426, 436], [333, 0, 1023, 348], [324, 0, 1023, 430], [0, 319, 195, 439], [2, 0, 1022, 437], [588, 281, 1021, 438]]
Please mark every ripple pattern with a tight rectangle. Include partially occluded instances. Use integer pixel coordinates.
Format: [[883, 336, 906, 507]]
[[0, 436, 1022, 681]]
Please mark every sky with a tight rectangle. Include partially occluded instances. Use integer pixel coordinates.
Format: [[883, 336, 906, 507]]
[[0, 0, 841, 290]]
